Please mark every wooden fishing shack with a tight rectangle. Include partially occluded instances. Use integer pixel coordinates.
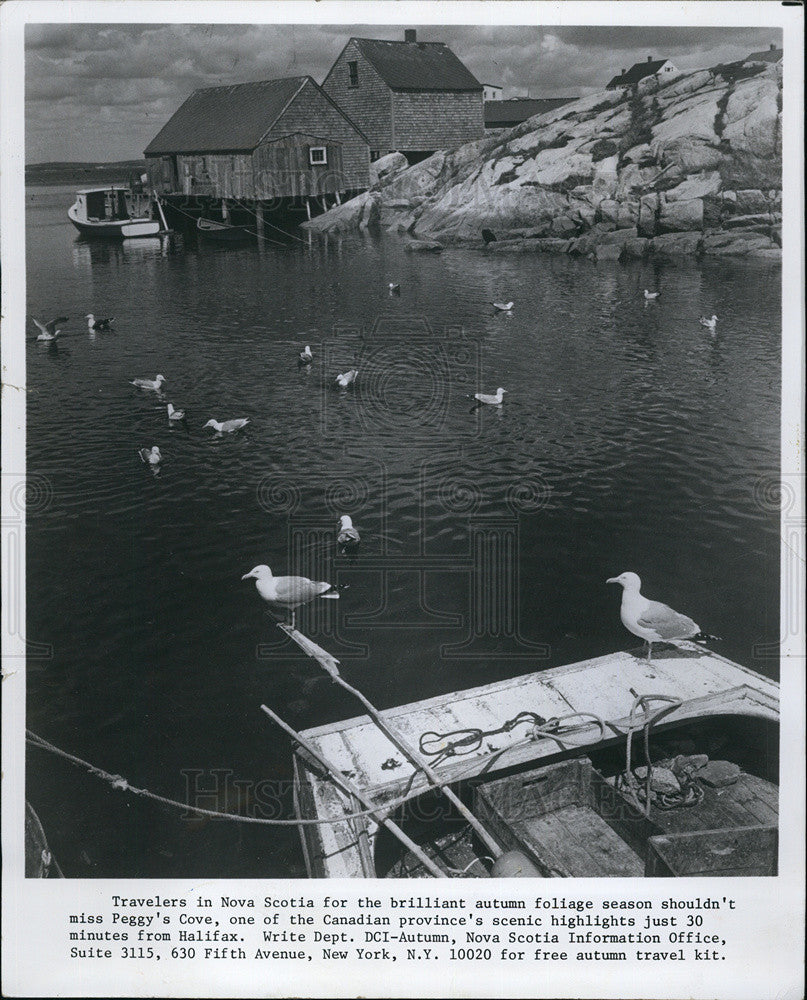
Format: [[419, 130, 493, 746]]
[[144, 76, 370, 230]]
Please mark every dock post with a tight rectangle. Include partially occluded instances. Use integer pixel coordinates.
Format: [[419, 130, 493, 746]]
[[335, 191, 342, 206], [221, 199, 230, 222], [255, 203, 265, 243], [305, 197, 312, 221]]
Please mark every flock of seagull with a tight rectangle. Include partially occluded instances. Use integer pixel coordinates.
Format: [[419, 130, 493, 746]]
[[30, 279, 723, 659]]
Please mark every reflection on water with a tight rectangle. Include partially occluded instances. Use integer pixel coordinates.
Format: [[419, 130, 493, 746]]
[[24, 184, 780, 877]]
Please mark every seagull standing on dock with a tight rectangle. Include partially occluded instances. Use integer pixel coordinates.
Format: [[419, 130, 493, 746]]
[[699, 314, 718, 332], [241, 565, 340, 629], [130, 374, 166, 391], [474, 387, 507, 405], [86, 314, 114, 331], [606, 571, 719, 661], [203, 418, 250, 434], [336, 515, 361, 553], [32, 316, 68, 341]]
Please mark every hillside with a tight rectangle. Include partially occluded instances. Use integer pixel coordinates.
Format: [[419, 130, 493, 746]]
[[306, 60, 782, 259], [26, 160, 148, 187]]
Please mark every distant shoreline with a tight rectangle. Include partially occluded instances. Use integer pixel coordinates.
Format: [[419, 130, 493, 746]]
[[26, 160, 147, 188]]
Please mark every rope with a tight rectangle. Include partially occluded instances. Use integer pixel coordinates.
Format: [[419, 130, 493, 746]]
[[225, 194, 313, 246], [163, 199, 291, 248]]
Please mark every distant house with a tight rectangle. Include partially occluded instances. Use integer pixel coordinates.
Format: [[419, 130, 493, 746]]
[[144, 76, 369, 204], [483, 83, 503, 101], [745, 43, 782, 65], [321, 30, 484, 163], [606, 56, 680, 90], [484, 97, 574, 131]]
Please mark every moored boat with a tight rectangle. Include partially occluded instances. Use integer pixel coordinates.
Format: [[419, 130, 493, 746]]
[[196, 217, 253, 242], [68, 186, 162, 238], [286, 643, 779, 878]]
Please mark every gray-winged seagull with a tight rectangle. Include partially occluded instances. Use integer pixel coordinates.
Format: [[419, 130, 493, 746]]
[[203, 418, 250, 433], [33, 316, 68, 341], [138, 446, 162, 466], [241, 565, 340, 629], [475, 387, 507, 405], [130, 374, 166, 391], [606, 571, 718, 661], [337, 515, 361, 552], [699, 314, 718, 332]]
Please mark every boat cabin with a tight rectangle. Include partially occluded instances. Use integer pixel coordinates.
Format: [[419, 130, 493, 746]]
[[74, 187, 134, 223]]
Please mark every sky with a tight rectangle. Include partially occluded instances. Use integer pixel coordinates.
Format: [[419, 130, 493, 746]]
[[25, 22, 780, 163]]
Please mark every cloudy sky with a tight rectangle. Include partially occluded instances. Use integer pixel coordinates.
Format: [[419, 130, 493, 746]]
[[25, 22, 779, 163]]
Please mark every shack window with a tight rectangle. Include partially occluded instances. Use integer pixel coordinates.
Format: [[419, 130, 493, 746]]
[[348, 61, 359, 86], [309, 146, 327, 166]]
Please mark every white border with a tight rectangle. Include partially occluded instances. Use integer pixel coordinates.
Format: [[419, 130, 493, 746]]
[[2, 3, 804, 998]]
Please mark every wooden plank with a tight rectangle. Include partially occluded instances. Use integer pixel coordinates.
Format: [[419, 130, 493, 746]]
[[645, 826, 777, 877]]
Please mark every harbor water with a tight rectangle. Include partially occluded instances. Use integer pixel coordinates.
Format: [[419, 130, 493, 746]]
[[24, 184, 781, 877]]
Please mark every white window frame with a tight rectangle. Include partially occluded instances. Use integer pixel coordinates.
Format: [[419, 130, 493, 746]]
[[309, 146, 327, 166]]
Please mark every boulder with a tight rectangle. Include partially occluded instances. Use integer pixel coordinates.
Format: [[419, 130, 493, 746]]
[[598, 199, 620, 224], [733, 189, 769, 215], [551, 215, 578, 236], [723, 212, 772, 229], [537, 238, 573, 254], [622, 237, 650, 258], [616, 201, 639, 228], [658, 197, 704, 233], [599, 227, 638, 245], [638, 193, 659, 237], [702, 230, 776, 255], [369, 151, 409, 187], [664, 170, 722, 202], [405, 239, 444, 253], [722, 77, 780, 157], [651, 231, 703, 256], [303, 190, 381, 233], [621, 143, 655, 165], [595, 243, 622, 261], [657, 138, 724, 173]]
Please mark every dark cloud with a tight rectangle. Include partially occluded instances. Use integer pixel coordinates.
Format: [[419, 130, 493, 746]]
[[24, 22, 780, 162]]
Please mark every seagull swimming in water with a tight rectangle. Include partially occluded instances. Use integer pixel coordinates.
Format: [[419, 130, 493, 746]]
[[388, 282, 401, 296], [86, 314, 114, 331], [643, 290, 660, 301], [32, 316, 68, 341], [138, 446, 162, 466], [335, 369, 358, 389], [491, 301, 513, 312], [299, 345, 313, 364], [203, 418, 250, 433], [337, 515, 361, 553], [167, 403, 185, 422], [699, 314, 718, 332], [241, 565, 340, 629], [130, 374, 166, 391], [474, 387, 507, 405], [606, 571, 720, 661]]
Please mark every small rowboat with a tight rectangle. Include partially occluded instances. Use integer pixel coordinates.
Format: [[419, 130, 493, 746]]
[[196, 217, 253, 242]]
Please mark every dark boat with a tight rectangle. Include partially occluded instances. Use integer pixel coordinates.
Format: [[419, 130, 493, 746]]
[[196, 217, 253, 242]]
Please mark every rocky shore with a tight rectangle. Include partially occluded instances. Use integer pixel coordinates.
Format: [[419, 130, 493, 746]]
[[305, 60, 782, 260]]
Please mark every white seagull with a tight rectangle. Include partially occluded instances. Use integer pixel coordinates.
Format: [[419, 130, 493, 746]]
[[389, 282, 401, 295], [138, 446, 162, 466], [643, 289, 660, 301], [474, 387, 507, 405], [33, 316, 68, 341], [606, 571, 718, 661], [167, 403, 185, 421], [699, 314, 718, 332], [299, 345, 313, 364], [241, 565, 340, 629], [130, 374, 166, 391], [86, 314, 114, 331], [335, 369, 358, 389], [337, 515, 361, 552], [492, 301, 514, 312], [203, 418, 250, 433]]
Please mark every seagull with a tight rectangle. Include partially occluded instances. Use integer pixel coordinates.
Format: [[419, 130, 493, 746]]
[[203, 418, 250, 433], [241, 565, 340, 629], [388, 282, 401, 296], [335, 369, 358, 389], [130, 374, 166, 391], [606, 572, 719, 661], [138, 446, 162, 466], [643, 290, 660, 301], [474, 387, 507, 405], [86, 314, 114, 331], [299, 345, 313, 364], [337, 515, 361, 553], [492, 301, 513, 312], [32, 316, 68, 341], [167, 403, 185, 421], [699, 314, 718, 332]]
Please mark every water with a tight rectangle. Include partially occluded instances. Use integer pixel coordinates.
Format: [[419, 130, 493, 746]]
[[24, 184, 780, 877]]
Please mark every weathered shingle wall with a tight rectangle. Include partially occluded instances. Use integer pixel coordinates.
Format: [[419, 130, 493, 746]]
[[265, 77, 370, 189], [322, 40, 394, 154], [392, 91, 484, 151]]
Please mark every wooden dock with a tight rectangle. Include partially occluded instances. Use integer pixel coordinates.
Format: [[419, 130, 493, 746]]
[[289, 645, 778, 878]]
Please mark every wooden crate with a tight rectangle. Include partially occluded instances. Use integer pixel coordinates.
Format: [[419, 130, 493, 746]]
[[645, 826, 777, 877]]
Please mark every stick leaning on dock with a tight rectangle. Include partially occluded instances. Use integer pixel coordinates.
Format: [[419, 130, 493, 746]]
[[277, 623, 504, 860], [260, 703, 447, 878]]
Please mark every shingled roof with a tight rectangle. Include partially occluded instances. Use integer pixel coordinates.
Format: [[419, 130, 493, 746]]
[[351, 37, 481, 91], [484, 97, 574, 127], [144, 76, 365, 155], [745, 45, 782, 63], [607, 59, 667, 89]]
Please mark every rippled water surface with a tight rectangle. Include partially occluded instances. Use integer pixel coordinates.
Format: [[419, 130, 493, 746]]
[[24, 184, 780, 877]]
